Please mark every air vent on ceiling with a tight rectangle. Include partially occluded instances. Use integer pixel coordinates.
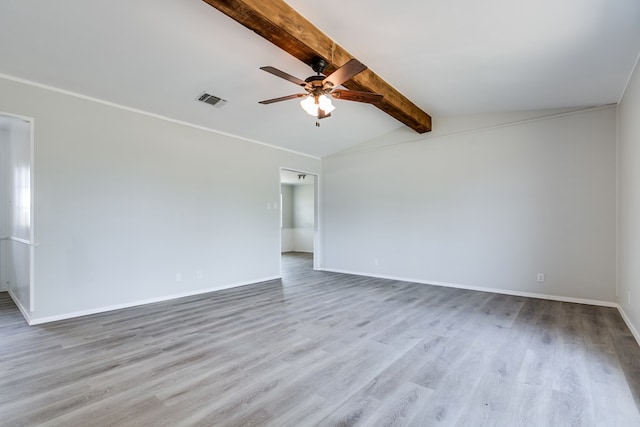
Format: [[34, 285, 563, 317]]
[[197, 92, 227, 108]]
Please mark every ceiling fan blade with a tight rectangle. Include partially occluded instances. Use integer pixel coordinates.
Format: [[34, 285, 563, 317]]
[[323, 59, 367, 88], [260, 66, 307, 87], [259, 93, 307, 104], [331, 89, 383, 104]]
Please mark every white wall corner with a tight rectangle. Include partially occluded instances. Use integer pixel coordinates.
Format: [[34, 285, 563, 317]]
[[8, 289, 31, 325], [618, 305, 640, 347]]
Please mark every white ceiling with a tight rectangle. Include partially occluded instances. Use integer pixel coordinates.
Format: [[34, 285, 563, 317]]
[[0, 0, 638, 158]]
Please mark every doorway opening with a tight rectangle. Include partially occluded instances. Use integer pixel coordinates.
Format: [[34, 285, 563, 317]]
[[0, 112, 35, 317], [279, 168, 319, 273]]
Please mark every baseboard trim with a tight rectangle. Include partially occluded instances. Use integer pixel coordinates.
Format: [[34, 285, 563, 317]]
[[318, 268, 618, 308], [617, 305, 640, 346], [28, 276, 281, 325], [8, 290, 32, 324]]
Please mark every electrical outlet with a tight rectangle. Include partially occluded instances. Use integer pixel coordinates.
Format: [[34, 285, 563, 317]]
[[537, 273, 545, 283], [374, 258, 379, 266], [197, 270, 203, 280], [176, 273, 182, 282]]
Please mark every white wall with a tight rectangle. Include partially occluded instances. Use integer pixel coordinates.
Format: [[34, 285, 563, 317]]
[[292, 184, 314, 253], [0, 76, 319, 322], [280, 228, 294, 253], [321, 107, 617, 303], [9, 119, 32, 242], [8, 118, 32, 311], [618, 56, 640, 338], [280, 184, 294, 252]]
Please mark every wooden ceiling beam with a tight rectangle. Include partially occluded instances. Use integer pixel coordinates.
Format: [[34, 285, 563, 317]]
[[202, 0, 432, 133]]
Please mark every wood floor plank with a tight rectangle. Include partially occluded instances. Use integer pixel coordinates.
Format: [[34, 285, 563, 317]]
[[408, 325, 511, 425], [1, 252, 639, 426], [362, 383, 433, 427], [365, 334, 448, 400], [314, 390, 380, 427]]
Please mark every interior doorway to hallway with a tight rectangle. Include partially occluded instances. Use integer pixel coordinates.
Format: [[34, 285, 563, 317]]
[[0, 112, 34, 314], [279, 168, 319, 271]]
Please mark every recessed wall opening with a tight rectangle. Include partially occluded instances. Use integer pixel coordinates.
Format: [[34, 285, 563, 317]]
[[0, 112, 35, 316], [280, 168, 318, 272]]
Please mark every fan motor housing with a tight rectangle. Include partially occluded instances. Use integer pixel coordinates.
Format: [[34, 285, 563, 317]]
[[311, 58, 328, 74], [304, 75, 324, 84], [305, 75, 328, 93]]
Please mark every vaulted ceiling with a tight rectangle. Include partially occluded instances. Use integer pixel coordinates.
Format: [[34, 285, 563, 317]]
[[0, 0, 639, 157]]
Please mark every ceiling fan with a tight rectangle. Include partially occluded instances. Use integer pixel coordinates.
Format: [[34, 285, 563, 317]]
[[259, 58, 383, 123]]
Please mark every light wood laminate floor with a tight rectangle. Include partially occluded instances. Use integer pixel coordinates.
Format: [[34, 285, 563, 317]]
[[1, 252, 640, 426]]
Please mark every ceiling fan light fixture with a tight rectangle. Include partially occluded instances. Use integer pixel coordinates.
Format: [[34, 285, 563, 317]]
[[300, 96, 317, 116], [318, 95, 335, 113], [300, 94, 335, 116]]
